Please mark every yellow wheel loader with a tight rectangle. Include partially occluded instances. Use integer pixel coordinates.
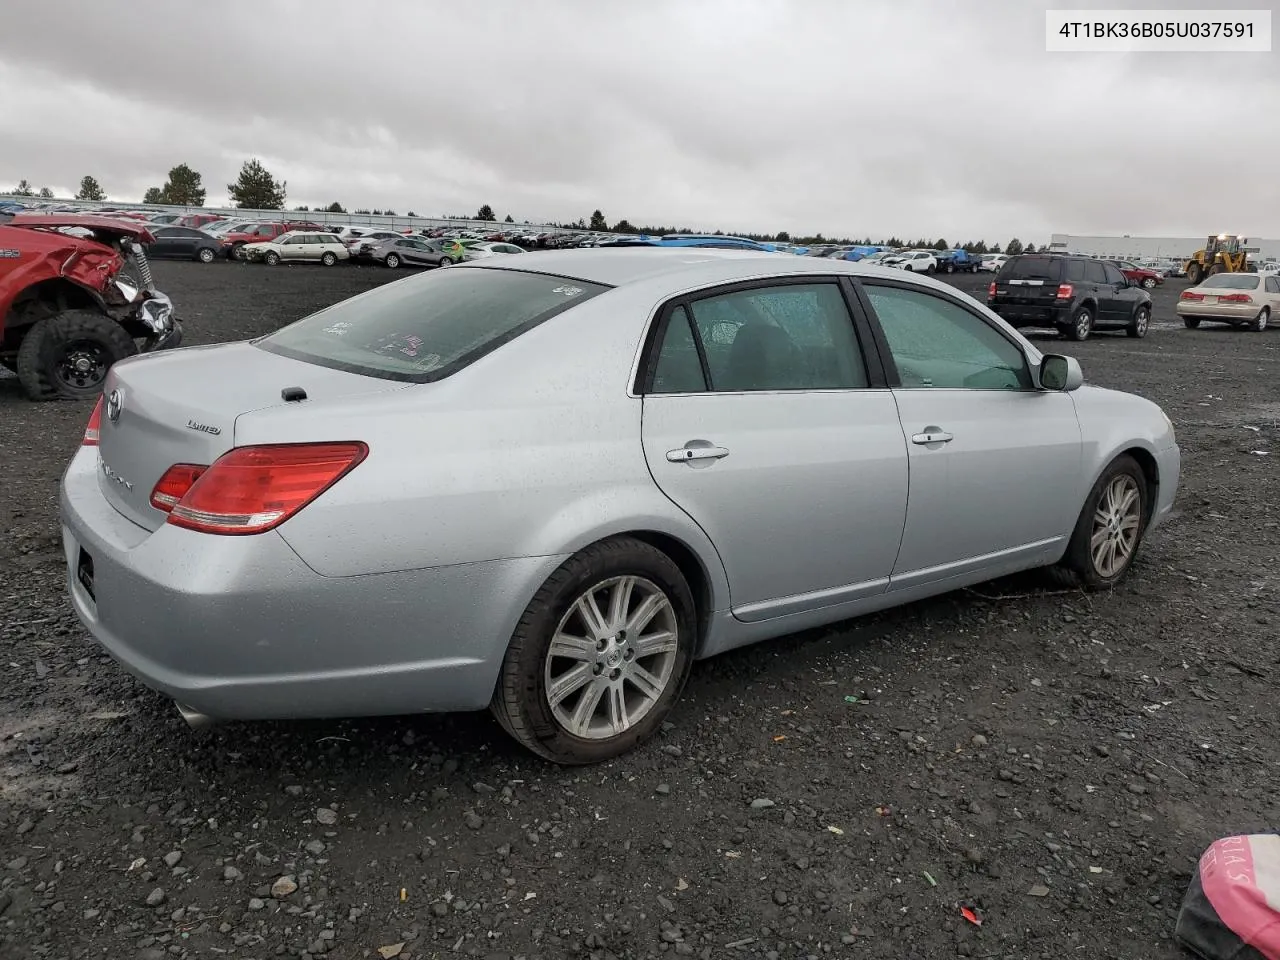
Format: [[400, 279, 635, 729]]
[[1184, 235, 1257, 284]]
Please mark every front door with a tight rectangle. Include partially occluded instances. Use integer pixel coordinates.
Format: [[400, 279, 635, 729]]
[[639, 280, 909, 621], [856, 281, 1083, 590]]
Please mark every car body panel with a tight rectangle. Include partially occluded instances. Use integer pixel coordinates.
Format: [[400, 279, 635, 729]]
[[59, 249, 1180, 723]]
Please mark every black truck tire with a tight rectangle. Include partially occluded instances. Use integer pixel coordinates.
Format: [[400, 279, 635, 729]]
[[16, 310, 138, 401]]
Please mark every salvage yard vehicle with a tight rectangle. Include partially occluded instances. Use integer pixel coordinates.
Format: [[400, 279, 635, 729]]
[[143, 226, 226, 263], [987, 253, 1152, 341], [61, 249, 1179, 763], [0, 213, 181, 400], [934, 249, 982, 273], [883, 250, 937, 272], [1106, 259, 1163, 290], [361, 236, 453, 269], [1177, 272, 1280, 331], [241, 231, 349, 266]]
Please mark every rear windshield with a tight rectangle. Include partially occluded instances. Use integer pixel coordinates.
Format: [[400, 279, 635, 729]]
[[996, 256, 1062, 281], [256, 267, 609, 382], [1200, 274, 1259, 290]]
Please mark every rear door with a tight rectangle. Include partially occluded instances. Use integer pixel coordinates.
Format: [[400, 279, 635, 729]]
[[639, 278, 909, 621], [148, 227, 182, 258]]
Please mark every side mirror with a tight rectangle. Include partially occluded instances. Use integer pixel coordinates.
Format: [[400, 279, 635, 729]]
[[1040, 355, 1083, 392]]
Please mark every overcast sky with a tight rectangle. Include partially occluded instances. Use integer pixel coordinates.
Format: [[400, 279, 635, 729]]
[[2, 0, 1276, 242]]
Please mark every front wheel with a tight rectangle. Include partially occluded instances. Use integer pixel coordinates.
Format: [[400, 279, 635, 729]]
[[490, 536, 697, 765], [1251, 307, 1270, 332], [197, 247, 215, 263], [1127, 305, 1150, 338], [1050, 455, 1148, 589], [263, 251, 280, 266], [321, 252, 338, 266], [1186, 262, 1203, 284], [384, 253, 401, 269], [1142, 277, 1157, 289], [1066, 306, 1093, 341], [15, 310, 138, 401], [438, 257, 453, 267]]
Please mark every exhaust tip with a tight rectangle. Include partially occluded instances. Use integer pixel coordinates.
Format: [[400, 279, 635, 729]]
[[175, 702, 219, 730]]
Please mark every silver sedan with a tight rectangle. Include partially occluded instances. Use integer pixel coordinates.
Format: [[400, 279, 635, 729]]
[[61, 250, 1180, 764]]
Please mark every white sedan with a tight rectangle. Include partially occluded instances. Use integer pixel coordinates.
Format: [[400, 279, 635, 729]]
[[463, 241, 526, 261]]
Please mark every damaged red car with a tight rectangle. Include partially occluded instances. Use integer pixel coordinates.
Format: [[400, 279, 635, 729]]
[[0, 213, 182, 400]]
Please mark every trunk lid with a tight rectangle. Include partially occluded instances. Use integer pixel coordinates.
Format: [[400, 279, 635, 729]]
[[95, 342, 406, 530]]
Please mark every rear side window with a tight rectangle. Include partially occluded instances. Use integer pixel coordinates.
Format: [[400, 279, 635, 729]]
[[1085, 261, 1107, 283], [997, 256, 1062, 282], [256, 268, 608, 382], [1064, 260, 1086, 282], [648, 283, 867, 393]]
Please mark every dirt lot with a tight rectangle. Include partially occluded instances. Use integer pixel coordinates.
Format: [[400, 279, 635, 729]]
[[2, 261, 1277, 960]]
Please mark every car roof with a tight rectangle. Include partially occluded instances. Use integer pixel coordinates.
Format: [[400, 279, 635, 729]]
[[463, 246, 945, 288]]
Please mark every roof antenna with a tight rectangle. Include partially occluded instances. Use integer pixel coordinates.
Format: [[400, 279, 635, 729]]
[[281, 386, 307, 402]]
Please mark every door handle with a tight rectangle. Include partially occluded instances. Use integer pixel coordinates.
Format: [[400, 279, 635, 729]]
[[911, 431, 953, 445], [666, 444, 730, 463]]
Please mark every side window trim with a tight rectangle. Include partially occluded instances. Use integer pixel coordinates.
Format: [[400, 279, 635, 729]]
[[634, 275, 886, 395], [849, 276, 1033, 390]]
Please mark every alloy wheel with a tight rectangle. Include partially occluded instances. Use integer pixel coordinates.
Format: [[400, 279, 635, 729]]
[[543, 576, 679, 740], [1090, 474, 1141, 578]]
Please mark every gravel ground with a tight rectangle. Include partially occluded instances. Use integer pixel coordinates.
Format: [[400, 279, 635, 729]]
[[2, 261, 1278, 960]]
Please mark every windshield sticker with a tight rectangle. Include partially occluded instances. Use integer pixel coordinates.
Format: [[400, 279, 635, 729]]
[[551, 285, 584, 297], [323, 321, 353, 336]]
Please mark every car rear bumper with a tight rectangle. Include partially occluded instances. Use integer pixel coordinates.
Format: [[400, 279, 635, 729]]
[[59, 447, 566, 721], [1176, 301, 1259, 322], [988, 302, 1071, 327]]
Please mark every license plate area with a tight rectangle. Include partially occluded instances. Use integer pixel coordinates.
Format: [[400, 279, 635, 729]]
[[76, 546, 95, 601]]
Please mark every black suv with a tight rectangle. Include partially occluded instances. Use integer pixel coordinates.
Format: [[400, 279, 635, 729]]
[[986, 254, 1152, 341]]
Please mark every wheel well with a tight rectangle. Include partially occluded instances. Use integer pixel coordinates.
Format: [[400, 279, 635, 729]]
[[1120, 447, 1160, 522], [625, 531, 714, 650], [3, 279, 101, 350], [1078, 298, 1097, 314]]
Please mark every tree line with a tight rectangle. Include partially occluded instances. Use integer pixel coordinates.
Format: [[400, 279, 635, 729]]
[[4, 174, 1039, 253]]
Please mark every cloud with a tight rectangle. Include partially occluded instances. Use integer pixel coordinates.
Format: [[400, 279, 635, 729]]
[[1, 0, 1276, 242]]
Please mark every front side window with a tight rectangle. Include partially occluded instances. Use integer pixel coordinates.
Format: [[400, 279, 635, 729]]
[[1103, 263, 1126, 285], [257, 268, 608, 382], [863, 285, 1031, 390], [648, 283, 867, 393]]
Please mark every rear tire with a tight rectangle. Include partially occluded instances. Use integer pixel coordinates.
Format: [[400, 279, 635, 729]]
[[489, 536, 697, 765], [1127, 305, 1150, 338], [15, 310, 138, 401], [1066, 306, 1093, 341], [1251, 307, 1270, 332], [1049, 455, 1148, 590], [1183, 316, 1201, 329]]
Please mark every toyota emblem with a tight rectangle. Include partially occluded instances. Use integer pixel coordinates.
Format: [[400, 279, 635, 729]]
[[105, 389, 123, 423]]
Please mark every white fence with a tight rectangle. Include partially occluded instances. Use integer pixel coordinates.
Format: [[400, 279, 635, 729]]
[[0, 195, 582, 236]]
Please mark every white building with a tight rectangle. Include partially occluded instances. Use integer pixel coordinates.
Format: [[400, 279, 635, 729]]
[[1049, 234, 1280, 262]]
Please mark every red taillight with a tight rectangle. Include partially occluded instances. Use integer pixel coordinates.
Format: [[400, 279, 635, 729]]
[[161, 442, 368, 535], [83, 397, 103, 446], [1056, 283, 1073, 300], [987, 282, 996, 298], [1181, 291, 1204, 301], [150, 464, 208, 512], [1219, 293, 1253, 303]]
